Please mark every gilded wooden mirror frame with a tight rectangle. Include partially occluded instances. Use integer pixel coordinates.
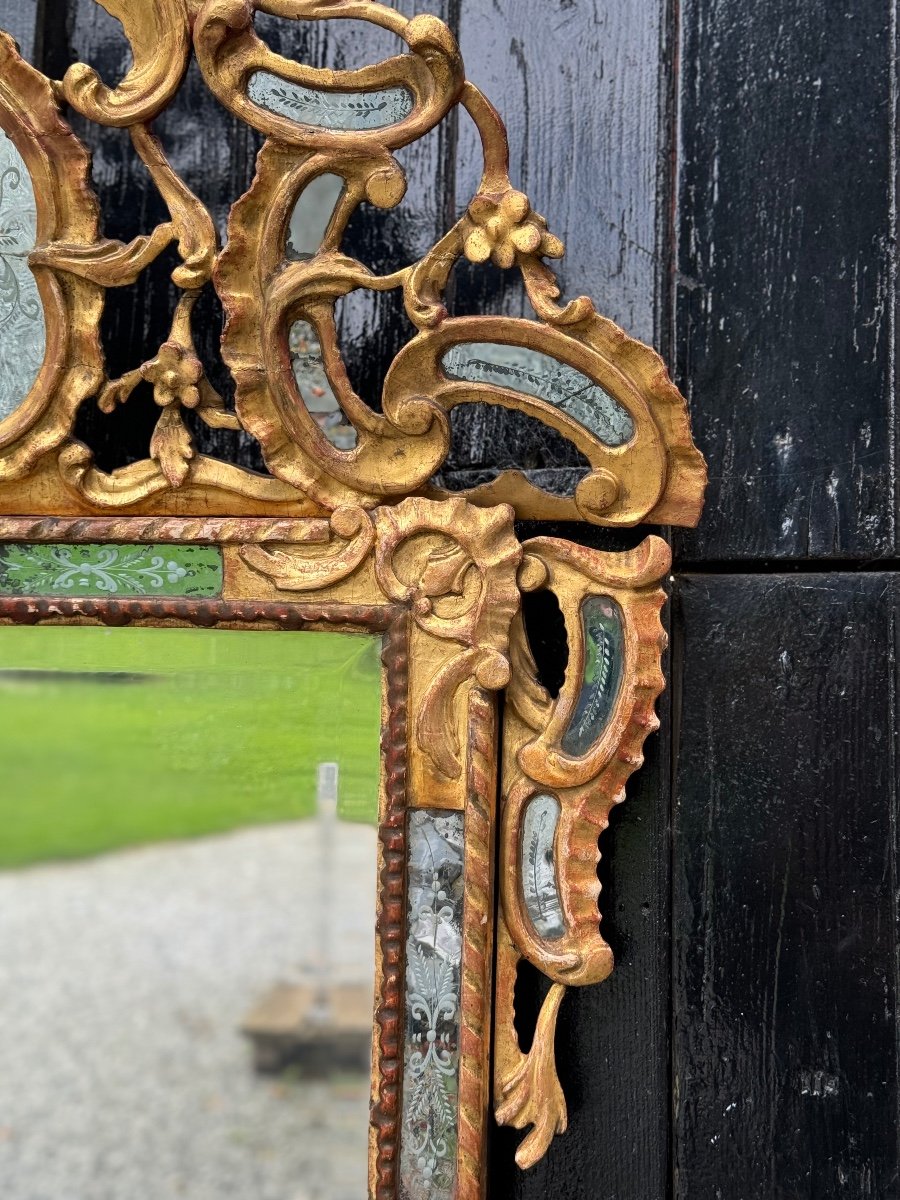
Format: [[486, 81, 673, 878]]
[[0, 2, 706, 1195]]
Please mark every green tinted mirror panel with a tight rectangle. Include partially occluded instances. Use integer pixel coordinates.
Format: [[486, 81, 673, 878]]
[[0, 543, 223, 598]]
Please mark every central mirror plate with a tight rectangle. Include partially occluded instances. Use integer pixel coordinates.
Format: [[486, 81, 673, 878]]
[[0, 625, 383, 1200]]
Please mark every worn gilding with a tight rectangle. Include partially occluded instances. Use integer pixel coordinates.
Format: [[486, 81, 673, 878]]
[[0, 0, 707, 1186]]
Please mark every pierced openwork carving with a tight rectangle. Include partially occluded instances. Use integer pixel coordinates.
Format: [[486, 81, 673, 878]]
[[0, 1, 706, 1191], [0, 1, 704, 526], [494, 534, 671, 1165]]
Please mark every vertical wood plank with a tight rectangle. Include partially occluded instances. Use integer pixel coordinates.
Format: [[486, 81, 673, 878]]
[[674, 0, 897, 562], [673, 574, 899, 1198]]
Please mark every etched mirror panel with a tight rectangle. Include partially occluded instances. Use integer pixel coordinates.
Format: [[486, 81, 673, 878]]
[[0, 128, 44, 424], [521, 793, 564, 941], [248, 74, 414, 130], [562, 595, 625, 756], [441, 343, 636, 447], [400, 810, 464, 1200], [0, 543, 223, 598], [0, 625, 382, 1200]]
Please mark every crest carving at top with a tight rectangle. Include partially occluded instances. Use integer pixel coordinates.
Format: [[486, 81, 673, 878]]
[[0, 0, 705, 525]]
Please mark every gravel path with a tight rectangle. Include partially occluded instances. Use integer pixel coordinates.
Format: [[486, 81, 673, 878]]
[[0, 822, 378, 1200]]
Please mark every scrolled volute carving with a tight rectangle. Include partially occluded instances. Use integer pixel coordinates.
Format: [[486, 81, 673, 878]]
[[241, 496, 522, 781], [494, 534, 671, 1167], [0, 0, 704, 528], [239, 504, 376, 590]]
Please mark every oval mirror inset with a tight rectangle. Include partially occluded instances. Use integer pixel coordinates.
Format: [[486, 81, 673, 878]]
[[441, 342, 635, 447], [562, 595, 625, 757], [248, 73, 414, 131], [521, 793, 564, 941], [0, 129, 45, 425]]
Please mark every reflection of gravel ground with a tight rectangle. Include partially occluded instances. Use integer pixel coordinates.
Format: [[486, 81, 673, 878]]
[[0, 823, 378, 1200]]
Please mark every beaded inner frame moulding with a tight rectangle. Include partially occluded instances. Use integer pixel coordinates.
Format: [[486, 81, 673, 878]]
[[0, 2, 706, 1196]]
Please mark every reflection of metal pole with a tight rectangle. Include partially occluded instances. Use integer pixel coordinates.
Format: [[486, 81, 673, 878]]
[[314, 762, 339, 1021]]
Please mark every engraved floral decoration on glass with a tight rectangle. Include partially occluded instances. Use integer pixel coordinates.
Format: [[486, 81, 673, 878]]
[[562, 595, 626, 756], [442, 344, 635, 448], [0, 128, 44, 424], [0, 0, 709, 1188], [401, 811, 465, 1200], [248, 74, 415, 131], [0, 543, 223, 598], [520, 793, 564, 941]]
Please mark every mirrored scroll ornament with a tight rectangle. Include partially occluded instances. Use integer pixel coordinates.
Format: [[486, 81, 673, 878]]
[[494, 533, 671, 1167], [202, 4, 707, 528], [193, 3, 465, 151], [389, 316, 707, 527]]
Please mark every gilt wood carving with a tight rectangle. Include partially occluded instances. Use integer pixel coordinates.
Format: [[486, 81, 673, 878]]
[[0, 1, 706, 1193], [0, 2, 704, 526]]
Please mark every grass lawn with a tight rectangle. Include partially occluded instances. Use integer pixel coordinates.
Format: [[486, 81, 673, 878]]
[[0, 625, 382, 868]]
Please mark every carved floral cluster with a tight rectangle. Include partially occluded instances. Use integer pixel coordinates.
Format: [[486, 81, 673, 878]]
[[463, 189, 564, 270], [142, 341, 202, 408]]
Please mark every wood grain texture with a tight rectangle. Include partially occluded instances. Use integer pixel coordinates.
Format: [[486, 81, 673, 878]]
[[490, 737, 671, 1200], [673, 574, 900, 1198], [440, 0, 665, 500], [674, 0, 898, 562]]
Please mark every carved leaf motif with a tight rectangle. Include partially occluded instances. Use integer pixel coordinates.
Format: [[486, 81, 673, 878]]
[[32, 226, 176, 287], [414, 649, 477, 781], [149, 405, 194, 487], [240, 507, 375, 593], [419, 543, 473, 598], [495, 983, 568, 1168], [60, 0, 192, 127], [195, 377, 242, 431]]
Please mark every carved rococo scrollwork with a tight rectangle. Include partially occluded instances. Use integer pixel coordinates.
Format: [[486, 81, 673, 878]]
[[494, 534, 671, 1166], [0, 0, 704, 526], [242, 494, 523, 781], [0, 0, 707, 1183]]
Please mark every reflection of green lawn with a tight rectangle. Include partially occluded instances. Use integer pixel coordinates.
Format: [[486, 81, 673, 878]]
[[0, 625, 382, 868]]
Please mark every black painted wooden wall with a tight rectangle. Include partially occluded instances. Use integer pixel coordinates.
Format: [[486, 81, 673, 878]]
[[3, 2, 898, 1197]]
